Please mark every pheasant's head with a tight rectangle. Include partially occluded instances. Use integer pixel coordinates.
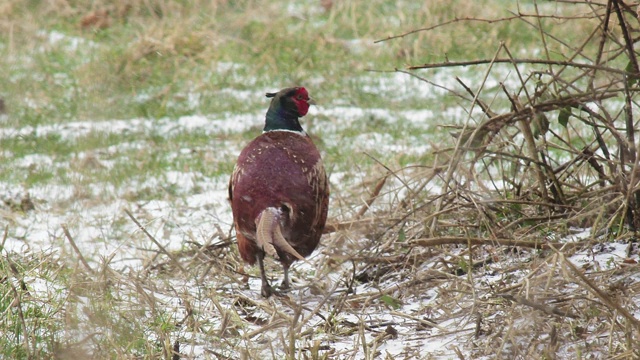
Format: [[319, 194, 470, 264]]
[[264, 87, 315, 132]]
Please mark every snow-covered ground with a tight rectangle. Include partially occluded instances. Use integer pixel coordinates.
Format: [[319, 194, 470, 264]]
[[2, 27, 639, 358], [2, 100, 639, 358]]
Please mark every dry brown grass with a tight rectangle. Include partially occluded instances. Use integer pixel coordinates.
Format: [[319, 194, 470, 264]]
[[351, 1, 640, 358]]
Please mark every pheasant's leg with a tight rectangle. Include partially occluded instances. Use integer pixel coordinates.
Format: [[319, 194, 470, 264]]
[[281, 263, 291, 291], [257, 252, 272, 298]]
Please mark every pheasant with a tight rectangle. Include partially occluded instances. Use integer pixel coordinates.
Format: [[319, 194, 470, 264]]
[[229, 87, 330, 297]]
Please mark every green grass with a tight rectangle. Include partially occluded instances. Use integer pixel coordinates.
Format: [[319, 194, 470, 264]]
[[0, 251, 65, 358], [0, 0, 586, 187], [1, 0, 552, 126]]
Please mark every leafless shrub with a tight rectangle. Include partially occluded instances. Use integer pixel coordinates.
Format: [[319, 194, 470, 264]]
[[362, 1, 640, 358]]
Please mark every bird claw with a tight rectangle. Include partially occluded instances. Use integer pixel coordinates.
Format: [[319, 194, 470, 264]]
[[260, 283, 290, 298], [261, 283, 273, 298]]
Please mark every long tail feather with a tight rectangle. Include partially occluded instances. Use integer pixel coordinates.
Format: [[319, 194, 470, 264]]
[[255, 209, 278, 258], [255, 208, 305, 261], [272, 220, 305, 261]]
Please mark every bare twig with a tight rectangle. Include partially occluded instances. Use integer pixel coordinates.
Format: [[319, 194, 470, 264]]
[[1, 225, 7, 250], [559, 251, 640, 331], [323, 217, 386, 234], [430, 43, 505, 235], [407, 58, 633, 76], [498, 294, 579, 319], [374, 14, 594, 43], [125, 209, 187, 275], [612, 0, 639, 75], [410, 236, 583, 250], [62, 224, 94, 274], [354, 173, 388, 220]]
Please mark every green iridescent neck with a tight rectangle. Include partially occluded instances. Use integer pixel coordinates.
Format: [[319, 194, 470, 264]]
[[264, 102, 304, 132]]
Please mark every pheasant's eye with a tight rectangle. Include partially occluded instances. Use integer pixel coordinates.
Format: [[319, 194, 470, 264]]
[[296, 94, 303, 100]]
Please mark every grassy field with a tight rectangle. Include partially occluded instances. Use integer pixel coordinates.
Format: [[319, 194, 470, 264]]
[[2, 0, 640, 359]]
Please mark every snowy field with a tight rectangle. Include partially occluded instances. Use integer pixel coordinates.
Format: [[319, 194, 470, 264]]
[[3, 2, 640, 358], [2, 75, 639, 358]]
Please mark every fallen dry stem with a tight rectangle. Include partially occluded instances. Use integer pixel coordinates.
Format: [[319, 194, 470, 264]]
[[410, 236, 583, 250], [1, 225, 7, 249], [497, 293, 579, 319], [354, 174, 388, 220], [62, 224, 94, 274], [559, 251, 640, 332], [125, 209, 187, 275]]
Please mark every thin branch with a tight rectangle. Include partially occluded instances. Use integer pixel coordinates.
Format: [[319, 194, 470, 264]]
[[410, 236, 583, 250], [374, 14, 594, 43], [407, 58, 633, 76], [431, 43, 505, 235], [1, 225, 7, 250], [590, 0, 613, 91], [125, 209, 188, 275], [363, 152, 416, 199], [354, 174, 388, 220], [612, 0, 639, 75], [455, 77, 497, 118], [62, 224, 94, 274], [560, 251, 640, 331], [498, 294, 579, 319]]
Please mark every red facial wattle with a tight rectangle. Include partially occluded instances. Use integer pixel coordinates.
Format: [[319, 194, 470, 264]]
[[294, 87, 311, 116]]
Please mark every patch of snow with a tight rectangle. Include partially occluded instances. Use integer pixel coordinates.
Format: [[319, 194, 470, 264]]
[[39, 30, 99, 52], [568, 241, 629, 271]]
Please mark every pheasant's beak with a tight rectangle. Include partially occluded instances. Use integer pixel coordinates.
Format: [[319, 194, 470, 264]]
[[307, 97, 317, 106]]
